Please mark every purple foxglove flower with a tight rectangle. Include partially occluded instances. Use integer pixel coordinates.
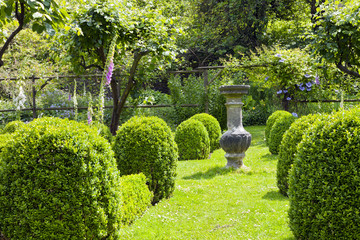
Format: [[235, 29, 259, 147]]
[[275, 53, 282, 57], [292, 112, 298, 118], [306, 82, 312, 88], [287, 97, 291, 101], [315, 76, 320, 85], [279, 59, 285, 63], [105, 61, 114, 86], [277, 90, 283, 94], [87, 112, 92, 125], [304, 74, 311, 78]]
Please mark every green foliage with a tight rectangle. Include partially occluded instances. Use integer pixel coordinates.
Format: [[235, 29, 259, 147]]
[[265, 110, 291, 145], [269, 114, 296, 154], [311, 0, 360, 78], [120, 173, 152, 226], [277, 113, 324, 196], [113, 116, 178, 204], [190, 113, 221, 152], [288, 109, 360, 239], [0, 117, 123, 239], [175, 118, 210, 160], [92, 121, 113, 143], [168, 74, 205, 124], [0, 133, 12, 152], [2, 120, 25, 134], [0, 0, 67, 38], [179, 0, 299, 65]]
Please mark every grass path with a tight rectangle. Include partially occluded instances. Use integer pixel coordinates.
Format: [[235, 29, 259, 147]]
[[119, 126, 294, 239]]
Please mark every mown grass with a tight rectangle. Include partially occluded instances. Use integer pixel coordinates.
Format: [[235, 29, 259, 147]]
[[119, 126, 294, 239]]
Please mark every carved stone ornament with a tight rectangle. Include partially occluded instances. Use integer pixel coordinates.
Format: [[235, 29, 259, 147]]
[[219, 85, 252, 169]]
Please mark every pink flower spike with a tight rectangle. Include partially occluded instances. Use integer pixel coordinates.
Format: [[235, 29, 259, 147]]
[[105, 61, 114, 86]]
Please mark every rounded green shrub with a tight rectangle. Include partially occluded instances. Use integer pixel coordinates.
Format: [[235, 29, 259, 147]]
[[0, 133, 12, 152], [289, 109, 360, 239], [92, 121, 113, 143], [268, 114, 296, 154], [0, 117, 123, 240], [175, 118, 210, 160], [113, 116, 178, 204], [190, 113, 221, 152], [120, 173, 152, 226], [2, 120, 25, 134], [277, 114, 325, 196], [265, 110, 291, 145]]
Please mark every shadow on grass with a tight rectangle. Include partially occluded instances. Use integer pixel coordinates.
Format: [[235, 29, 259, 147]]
[[182, 166, 235, 180], [262, 190, 288, 201], [261, 153, 278, 162]]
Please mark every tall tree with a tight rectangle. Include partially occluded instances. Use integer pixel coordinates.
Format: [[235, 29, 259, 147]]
[[311, 0, 360, 78], [0, 0, 68, 68], [178, 0, 299, 67], [61, 0, 183, 134]]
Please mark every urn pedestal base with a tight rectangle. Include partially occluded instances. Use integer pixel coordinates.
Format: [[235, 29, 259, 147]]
[[219, 85, 252, 169]]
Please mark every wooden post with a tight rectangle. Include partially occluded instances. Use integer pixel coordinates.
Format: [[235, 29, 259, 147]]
[[32, 76, 37, 119], [203, 69, 209, 113]]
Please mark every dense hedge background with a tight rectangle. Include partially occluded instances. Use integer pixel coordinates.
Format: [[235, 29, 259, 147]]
[[0, 117, 123, 239], [113, 116, 178, 204], [289, 109, 360, 239]]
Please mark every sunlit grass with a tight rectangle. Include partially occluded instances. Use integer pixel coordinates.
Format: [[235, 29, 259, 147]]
[[118, 126, 294, 239]]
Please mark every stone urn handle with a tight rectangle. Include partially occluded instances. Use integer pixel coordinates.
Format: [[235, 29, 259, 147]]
[[219, 85, 252, 169]]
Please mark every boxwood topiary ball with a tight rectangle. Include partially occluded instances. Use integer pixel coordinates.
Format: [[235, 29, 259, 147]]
[[2, 120, 25, 134], [190, 113, 221, 152], [277, 114, 325, 196], [113, 116, 178, 204], [175, 118, 210, 160], [0, 117, 123, 240], [269, 113, 296, 154], [265, 110, 291, 146], [289, 109, 360, 239]]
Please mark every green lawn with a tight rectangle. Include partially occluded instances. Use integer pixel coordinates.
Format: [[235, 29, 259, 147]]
[[119, 126, 294, 239]]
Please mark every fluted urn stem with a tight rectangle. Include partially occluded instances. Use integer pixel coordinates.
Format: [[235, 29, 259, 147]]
[[219, 85, 252, 169]]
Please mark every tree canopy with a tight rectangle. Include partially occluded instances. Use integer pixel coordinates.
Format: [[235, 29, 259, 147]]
[[0, 0, 68, 67]]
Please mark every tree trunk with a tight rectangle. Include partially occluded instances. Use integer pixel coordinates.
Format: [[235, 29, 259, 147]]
[[110, 51, 148, 135], [0, 1, 25, 68]]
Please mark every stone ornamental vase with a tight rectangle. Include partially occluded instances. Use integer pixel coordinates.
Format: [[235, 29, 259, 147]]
[[219, 85, 252, 169]]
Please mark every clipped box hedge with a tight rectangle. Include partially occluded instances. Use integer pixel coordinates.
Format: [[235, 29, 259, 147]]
[[114, 116, 178, 204], [268, 113, 295, 154], [120, 173, 152, 226], [289, 109, 360, 239], [0, 117, 123, 240], [265, 110, 291, 146], [190, 113, 221, 152], [2, 120, 25, 134], [175, 118, 210, 160], [277, 114, 325, 196]]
